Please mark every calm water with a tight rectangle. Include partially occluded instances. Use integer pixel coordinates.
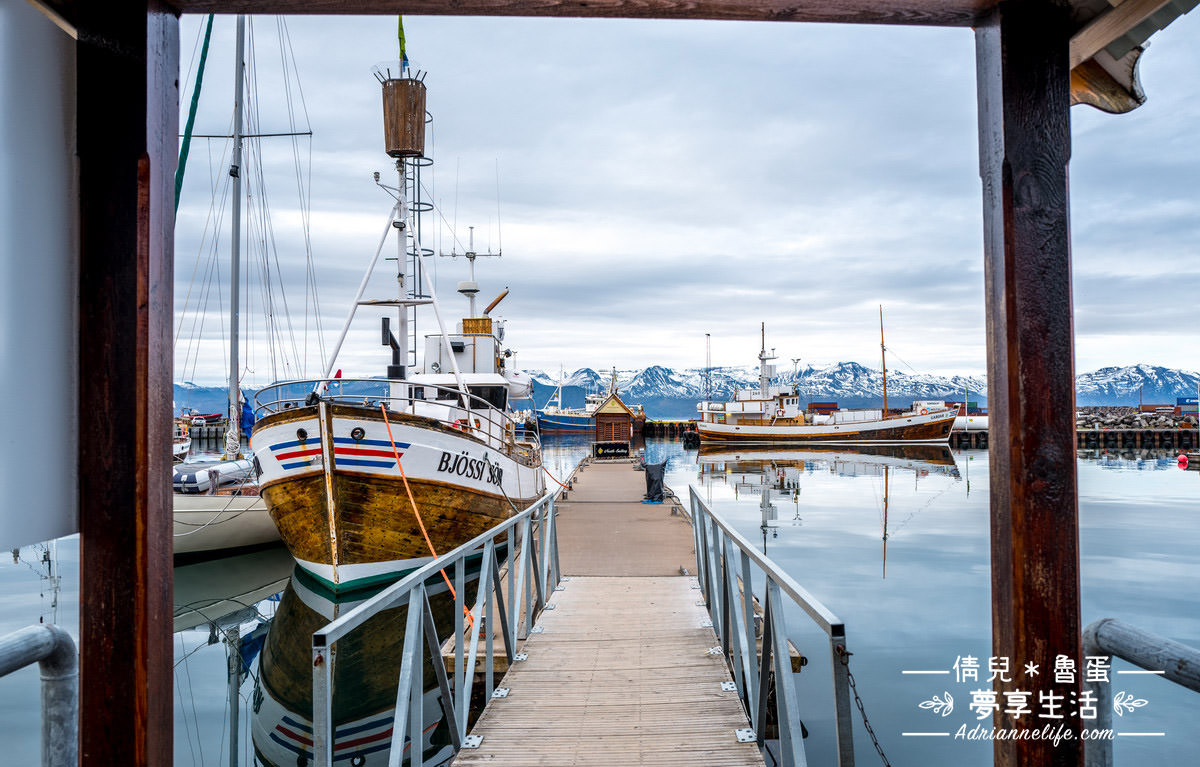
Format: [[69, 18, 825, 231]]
[[1, 438, 1197, 765]]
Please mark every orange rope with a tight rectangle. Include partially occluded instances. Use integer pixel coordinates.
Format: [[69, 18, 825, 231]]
[[380, 405, 474, 629], [542, 465, 570, 490]]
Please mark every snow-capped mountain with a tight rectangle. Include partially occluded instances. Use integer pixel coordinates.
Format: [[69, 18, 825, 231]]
[[1075, 364, 1200, 406], [174, 363, 1198, 422]]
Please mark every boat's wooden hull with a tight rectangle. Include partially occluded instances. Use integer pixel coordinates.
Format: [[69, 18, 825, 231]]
[[697, 410, 956, 444], [252, 402, 543, 592]]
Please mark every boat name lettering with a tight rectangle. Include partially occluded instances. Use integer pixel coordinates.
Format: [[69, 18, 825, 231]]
[[437, 451, 503, 486]]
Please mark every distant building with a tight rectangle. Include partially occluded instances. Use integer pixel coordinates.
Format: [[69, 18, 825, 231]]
[[594, 392, 636, 443]]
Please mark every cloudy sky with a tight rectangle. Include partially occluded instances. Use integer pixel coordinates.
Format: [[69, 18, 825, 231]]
[[173, 12, 1199, 389]]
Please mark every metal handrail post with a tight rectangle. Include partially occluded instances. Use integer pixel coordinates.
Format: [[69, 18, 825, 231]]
[[0, 625, 77, 767], [549, 495, 562, 587], [453, 557, 465, 726], [690, 492, 706, 593], [1083, 618, 1200, 767], [767, 583, 808, 767], [830, 631, 855, 767], [313, 635, 333, 766], [737, 548, 760, 724]]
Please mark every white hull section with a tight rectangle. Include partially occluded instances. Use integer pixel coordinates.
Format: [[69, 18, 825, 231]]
[[254, 411, 544, 505], [173, 494, 281, 555]]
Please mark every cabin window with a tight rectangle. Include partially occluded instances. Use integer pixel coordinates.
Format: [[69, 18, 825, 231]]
[[436, 387, 458, 401], [468, 386, 508, 411]]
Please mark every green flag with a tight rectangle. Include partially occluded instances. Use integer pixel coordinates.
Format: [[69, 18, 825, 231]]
[[398, 15, 409, 68]]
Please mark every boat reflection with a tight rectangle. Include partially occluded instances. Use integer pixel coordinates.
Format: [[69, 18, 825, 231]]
[[251, 572, 459, 767], [696, 444, 962, 575]]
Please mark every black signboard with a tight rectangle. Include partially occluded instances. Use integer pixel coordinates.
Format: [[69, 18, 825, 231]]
[[592, 441, 630, 459]]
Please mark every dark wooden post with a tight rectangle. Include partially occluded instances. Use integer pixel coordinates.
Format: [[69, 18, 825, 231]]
[[76, 3, 177, 764], [976, 2, 1082, 765]]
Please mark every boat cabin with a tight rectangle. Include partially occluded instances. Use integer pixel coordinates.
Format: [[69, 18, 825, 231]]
[[422, 316, 510, 376]]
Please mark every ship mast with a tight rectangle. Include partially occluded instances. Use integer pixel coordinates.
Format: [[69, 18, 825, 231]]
[[224, 15, 247, 461], [757, 322, 776, 399], [879, 305, 889, 418]]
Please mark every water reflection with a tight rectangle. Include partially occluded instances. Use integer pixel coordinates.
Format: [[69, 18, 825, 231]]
[[695, 445, 962, 568], [252, 574, 462, 767]]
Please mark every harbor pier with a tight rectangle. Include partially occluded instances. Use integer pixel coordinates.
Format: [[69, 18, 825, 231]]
[[450, 458, 768, 766]]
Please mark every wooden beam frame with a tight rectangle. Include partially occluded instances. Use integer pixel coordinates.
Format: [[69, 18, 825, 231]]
[[76, 2, 177, 764], [976, 2, 1082, 764], [171, 0, 992, 26]]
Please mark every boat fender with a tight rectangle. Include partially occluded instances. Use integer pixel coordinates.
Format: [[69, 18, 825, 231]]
[[453, 418, 468, 431], [920, 408, 928, 415]]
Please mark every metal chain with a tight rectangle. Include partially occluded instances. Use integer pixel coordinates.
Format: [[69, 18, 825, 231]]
[[836, 645, 893, 767]]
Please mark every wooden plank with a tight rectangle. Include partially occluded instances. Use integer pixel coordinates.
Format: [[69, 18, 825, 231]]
[[452, 577, 763, 766], [76, 2, 177, 765], [975, 5, 1082, 766], [172, 0, 992, 27]]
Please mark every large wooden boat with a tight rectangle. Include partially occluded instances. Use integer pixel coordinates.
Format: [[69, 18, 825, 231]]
[[251, 373, 543, 592], [250, 68, 543, 593], [697, 320, 957, 445]]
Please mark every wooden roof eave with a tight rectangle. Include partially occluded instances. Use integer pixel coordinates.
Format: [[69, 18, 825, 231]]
[[1068, 0, 1196, 114]]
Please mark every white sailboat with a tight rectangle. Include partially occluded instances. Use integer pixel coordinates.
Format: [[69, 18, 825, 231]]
[[173, 15, 317, 555]]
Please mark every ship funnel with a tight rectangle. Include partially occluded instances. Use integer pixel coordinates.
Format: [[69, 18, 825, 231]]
[[483, 288, 509, 316]]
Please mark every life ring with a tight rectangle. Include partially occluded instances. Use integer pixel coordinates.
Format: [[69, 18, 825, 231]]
[[920, 408, 929, 415], [776, 408, 785, 417], [453, 418, 468, 431]]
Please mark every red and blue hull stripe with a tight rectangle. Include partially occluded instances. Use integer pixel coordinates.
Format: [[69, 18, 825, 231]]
[[268, 437, 409, 471], [331, 436, 407, 469], [269, 713, 429, 761]]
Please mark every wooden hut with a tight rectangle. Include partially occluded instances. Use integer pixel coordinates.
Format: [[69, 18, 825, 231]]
[[594, 392, 636, 443]]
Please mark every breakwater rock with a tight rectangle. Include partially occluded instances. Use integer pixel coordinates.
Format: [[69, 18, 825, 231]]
[[1076, 408, 1197, 430]]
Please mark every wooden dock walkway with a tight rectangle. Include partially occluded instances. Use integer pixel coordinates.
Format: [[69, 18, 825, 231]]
[[451, 459, 764, 767]]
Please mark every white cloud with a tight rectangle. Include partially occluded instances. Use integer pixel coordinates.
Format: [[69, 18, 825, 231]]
[[174, 12, 1200, 387]]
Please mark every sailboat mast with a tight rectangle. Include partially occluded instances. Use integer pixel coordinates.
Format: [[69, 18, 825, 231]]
[[226, 15, 247, 460], [879, 305, 889, 417]]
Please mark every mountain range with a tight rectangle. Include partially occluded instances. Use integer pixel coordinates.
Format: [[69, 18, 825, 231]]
[[176, 363, 1198, 422]]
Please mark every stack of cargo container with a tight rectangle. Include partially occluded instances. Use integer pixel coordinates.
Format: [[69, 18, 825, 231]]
[[1178, 396, 1198, 418]]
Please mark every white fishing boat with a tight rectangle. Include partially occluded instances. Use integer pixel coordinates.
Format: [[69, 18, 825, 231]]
[[250, 65, 544, 593], [697, 317, 957, 444]]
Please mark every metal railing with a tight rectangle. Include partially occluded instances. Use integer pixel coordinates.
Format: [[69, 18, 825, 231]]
[[1083, 618, 1200, 767], [310, 490, 560, 767], [0, 625, 77, 767], [688, 486, 854, 767], [254, 377, 541, 459]]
